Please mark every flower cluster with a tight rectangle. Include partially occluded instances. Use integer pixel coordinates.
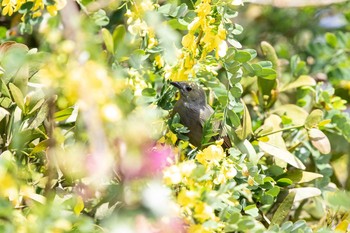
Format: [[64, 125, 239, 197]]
[[1, 0, 65, 19], [125, 0, 158, 49], [163, 144, 265, 232], [169, 0, 228, 81]]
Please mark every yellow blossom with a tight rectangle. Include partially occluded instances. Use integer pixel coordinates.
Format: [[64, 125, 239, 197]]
[[188, 17, 200, 31], [179, 160, 196, 177], [47, 5, 58, 16], [214, 172, 226, 185], [154, 55, 164, 69], [196, 144, 225, 166], [225, 166, 237, 179], [2, 3, 14, 16], [163, 165, 182, 185], [194, 202, 216, 222], [195, 2, 211, 18], [182, 33, 195, 49], [188, 224, 212, 233], [177, 189, 199, 207]]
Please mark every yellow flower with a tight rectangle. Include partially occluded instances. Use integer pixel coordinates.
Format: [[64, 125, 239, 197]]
[[195, 2, 211, 18], [179, 160, 196, 177], [177, 189, 199, 207], [154, 55, 164, 69], [188, 17, 200, 31], [182, 33, 195, 49], [196, 144, 225, 166], [163, 165, 182, 185], [2, 3, 14, 16], [225, 166, 237, 179], [188, 224, 212, 233], [47, 4, 58, 16], [147, 28, 158, 48], [214, 172, 226, 185], [194, 202, 216, 222]]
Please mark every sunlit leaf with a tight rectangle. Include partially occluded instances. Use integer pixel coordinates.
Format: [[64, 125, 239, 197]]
[[30, 139, 49, 156], [236, 139, 259, 165], [102, 28, 114, 55], [259, 141, 306, 169], [281, 170, 323, 184], [272, 104, 308, 126], [235, 101, 252, 140], [305, 109, 323, 129], [54, 107, 74, 122], [28, 102, 49, 129], [281, 75, 316, 92], [9, 83, 25, 111], [0, 107, 9, 122], [308, 128, 331, 154], [291, 187, 321, 202]]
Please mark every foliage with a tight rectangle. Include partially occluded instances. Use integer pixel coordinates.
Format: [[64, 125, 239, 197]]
[[0, 0, 349, 232]]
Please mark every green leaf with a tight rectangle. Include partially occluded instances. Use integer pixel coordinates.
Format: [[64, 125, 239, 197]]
[[259, 68, 276, 80], [54, 107, 74, 122], [102, 28, 114, 54], [305, 109, 323, 129], [266, 186, 280, 197], [9, 83, 25, 111], [92, 9, 109, 26], [129, 49, 149, 69], [158, 4, 177, 16], [325, 32, 337, 48], [227, 109, 240, 127], [324, 190, 350, 211], [276, 178, 293, 186], [259, 141, 306, 169], [28, 102, 49, 129], [261, 194, 274, 205], [235, 139, 258, 165], [270, 191, 296, 227], [112, 25, 126, 55], [244, 205, 259, 218], [260, 41, 278, 70], [235, 101, 252, 140], [142, 88, 157, 97], [282, 170, 323, 184], [28, 99, 45, 115], [30, 139, 49, 156], [0, 79, 11, 97], [234, 50, 252, 63]]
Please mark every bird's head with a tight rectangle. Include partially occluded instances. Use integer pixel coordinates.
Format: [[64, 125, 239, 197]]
[[170, 81, 206, 105]]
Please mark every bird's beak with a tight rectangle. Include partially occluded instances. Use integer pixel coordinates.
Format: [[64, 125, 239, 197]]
[[170, 81, 182, 90]]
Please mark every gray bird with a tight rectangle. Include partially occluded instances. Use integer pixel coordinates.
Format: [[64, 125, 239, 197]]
[[170, 81, 231, 149]]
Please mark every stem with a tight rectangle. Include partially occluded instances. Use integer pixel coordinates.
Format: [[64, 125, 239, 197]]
[[255, 124, 304, 139]]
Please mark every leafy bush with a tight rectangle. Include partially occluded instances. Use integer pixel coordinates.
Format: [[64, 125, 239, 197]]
[[0, 0, 349, 232]]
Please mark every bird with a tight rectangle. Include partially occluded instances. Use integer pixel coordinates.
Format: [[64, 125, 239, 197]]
[[170, 81, 231, 149]]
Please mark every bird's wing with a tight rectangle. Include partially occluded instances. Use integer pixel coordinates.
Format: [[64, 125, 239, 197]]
[[199, 105, 214, 127]]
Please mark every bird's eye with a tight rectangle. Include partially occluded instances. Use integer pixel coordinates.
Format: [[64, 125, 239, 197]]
[[185, 86, 192, 92]]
